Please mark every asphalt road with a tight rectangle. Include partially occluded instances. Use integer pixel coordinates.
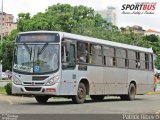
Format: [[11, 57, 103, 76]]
[[0, 94, 160, 114]]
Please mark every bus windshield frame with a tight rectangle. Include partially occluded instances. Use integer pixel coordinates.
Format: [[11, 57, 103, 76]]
[[13, 33, 60, 75]]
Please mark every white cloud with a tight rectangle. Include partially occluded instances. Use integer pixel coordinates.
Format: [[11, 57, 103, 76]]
[[2, 0, 160, 31]]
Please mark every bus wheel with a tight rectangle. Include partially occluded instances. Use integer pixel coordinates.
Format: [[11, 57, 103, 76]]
[[90, 95, 105, 101], [120, 83, 136, 101], [35, 96, 49, 104], [72, 83, 86, 104], [128, 83, 136, 100]]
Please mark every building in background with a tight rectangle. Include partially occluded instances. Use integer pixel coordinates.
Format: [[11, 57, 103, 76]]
[[144, 29, 160, 37], [96, 6, 117, 25], [131, 25, 145, 35], [0, 12, 17, 37], [120, 25, 145, 35]]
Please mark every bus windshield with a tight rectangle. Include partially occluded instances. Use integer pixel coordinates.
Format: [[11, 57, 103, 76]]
[[13, 44, 59, 74]]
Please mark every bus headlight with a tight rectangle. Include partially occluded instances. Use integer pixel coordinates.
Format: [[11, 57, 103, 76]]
[[46, 76, 60, 86], [13, 76, 22, 85]]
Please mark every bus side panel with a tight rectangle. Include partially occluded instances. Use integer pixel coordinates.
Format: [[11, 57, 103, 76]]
[[147, 71, 154, 93], [128, 70, 148, 94], [86, 66, 104, 95], [59, 69, 77, 95], [103, 67, 127, 94], [60, 65, 104, 95]]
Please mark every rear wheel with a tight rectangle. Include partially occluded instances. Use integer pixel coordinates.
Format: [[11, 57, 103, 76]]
[[128, 83, 136, 100], [90, 95, 105, 101], [120, 83, 136, 101], [35, 96, 49, 104], [72, 83, 86, 104]]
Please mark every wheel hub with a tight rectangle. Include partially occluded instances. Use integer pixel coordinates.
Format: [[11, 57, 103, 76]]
[[78, 88, 84, 99]]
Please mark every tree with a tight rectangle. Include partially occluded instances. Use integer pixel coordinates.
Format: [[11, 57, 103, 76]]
[[143, 34, 159, 42], [0, 39, 14, 71], [16, 4, 107, 33], [17, 13, 31, 31], [0, 29, 18, 71]]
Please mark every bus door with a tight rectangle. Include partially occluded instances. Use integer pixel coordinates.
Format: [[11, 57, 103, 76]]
[[60, 39, 77, 95]]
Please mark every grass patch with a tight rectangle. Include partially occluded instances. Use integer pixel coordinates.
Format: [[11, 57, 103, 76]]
[[0, 87, 6, 94], [146, 92, 160, 95]]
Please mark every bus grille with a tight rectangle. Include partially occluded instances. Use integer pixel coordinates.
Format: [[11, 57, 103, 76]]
[[32, 76, 49, 81], [25, 87, 42, 91], [23, 82, 44, 86]]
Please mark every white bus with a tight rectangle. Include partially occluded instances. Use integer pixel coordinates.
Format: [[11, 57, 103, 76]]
[[12, 31, 154, 104]]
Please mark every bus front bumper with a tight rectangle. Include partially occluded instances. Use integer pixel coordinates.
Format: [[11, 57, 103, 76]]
[[12, 83, 59, 95]]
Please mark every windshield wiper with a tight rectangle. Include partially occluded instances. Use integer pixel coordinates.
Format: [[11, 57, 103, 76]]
[[38, 42, 48, 55], [23, 43, 31, 54], [23, 43, 32, 60]]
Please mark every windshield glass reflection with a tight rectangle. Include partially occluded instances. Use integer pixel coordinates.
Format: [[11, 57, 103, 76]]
[[14, 44, 59, 74]]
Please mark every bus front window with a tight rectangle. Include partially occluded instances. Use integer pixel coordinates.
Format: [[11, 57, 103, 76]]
[[14, 44, 59, 74], [35, 44, 59, 73]]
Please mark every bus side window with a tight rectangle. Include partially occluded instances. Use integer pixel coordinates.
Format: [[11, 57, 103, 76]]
[[103, 46, 114, 67], [136, 52, 140, 69], [140, 52, 145, 70], [62, 41, 76, 69], [90, 44, 102, 65], [68, 44, 76, 67], [128, 50, 136, 69], [116, 48, 126, 68], [145, 53, 149, 70], [149, 54, 153, 70], [77, 42, 89, 63]]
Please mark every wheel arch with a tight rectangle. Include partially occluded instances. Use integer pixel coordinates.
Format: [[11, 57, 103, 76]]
[[79, 78, 90, 95], [130, 81, 137, 89]]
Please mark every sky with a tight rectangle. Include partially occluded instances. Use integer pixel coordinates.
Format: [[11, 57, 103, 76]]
[[2, 0, 160, 31]]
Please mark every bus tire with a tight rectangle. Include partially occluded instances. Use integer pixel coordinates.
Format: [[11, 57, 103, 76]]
[[35, 96, 49, 104], [72, 83, 86, 104], [128, 83, 136, 100], [90, 95, 105, 101], [120, 83, 136, 101]]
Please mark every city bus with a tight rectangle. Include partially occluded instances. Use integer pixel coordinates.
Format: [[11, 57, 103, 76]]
[[12, 31, 154, 104]]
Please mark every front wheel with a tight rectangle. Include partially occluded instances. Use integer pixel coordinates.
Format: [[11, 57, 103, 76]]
[[35, 96, 49, 104], [72, 83, 86, 104]]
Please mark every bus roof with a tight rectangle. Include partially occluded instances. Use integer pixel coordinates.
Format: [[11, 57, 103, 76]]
[[19, 31, 153, 53]]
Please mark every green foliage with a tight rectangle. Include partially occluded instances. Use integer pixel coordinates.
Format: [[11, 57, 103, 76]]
[[0, 87, 5, 94], [0, 29, 18, 71], [4, 82, 12, 95], [143, 34, 159, 42], [16, 3, 108, 33]]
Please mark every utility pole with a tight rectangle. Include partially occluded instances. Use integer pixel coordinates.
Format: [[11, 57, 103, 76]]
[[1, 0, 3, 43], [0, 0, 3, 80]]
